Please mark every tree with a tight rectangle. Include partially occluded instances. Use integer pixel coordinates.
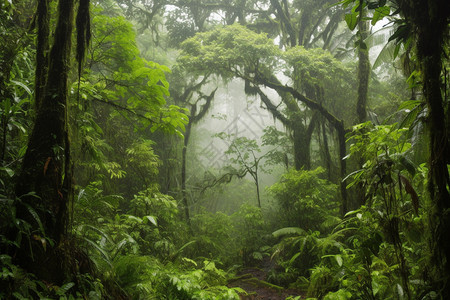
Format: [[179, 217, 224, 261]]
[[178, 24, 352, 213], [343, 0, 450, 295], [73, 6, 188, 196], [13, 0, 86, 282], [216, 133, 267, 208], [169, 70, 216, 223], [402, 1, 450, 295]]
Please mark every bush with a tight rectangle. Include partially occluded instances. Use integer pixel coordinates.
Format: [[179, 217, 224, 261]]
[[268, 167, 339, 231]]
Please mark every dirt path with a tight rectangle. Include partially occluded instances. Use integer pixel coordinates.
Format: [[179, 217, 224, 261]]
[[228, 258, 306, 299]]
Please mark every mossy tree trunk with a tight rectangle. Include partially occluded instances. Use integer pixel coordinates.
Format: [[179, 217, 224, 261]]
[[34, 0, 50, 110], [399, 0, 450, 295], [417, 2, 450, 295], [355, 13, 371, 208], [14, 0, 74, 283], [178, 84, 214, 224], [356, 11, 370, 124]]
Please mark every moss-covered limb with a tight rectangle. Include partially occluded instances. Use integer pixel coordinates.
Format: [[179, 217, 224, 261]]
[[252, 73, 349, 212], [227, 273, 254, 283], [255, 74, 344, 131], [242, 277, 284, 291], [270, 0, 296, 46], [254, 86, 290, 126], [246, 74, 312, 170], [228, 273, 284, 292]]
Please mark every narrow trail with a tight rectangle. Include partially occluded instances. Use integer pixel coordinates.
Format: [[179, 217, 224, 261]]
[[228, 258, 306, 299]]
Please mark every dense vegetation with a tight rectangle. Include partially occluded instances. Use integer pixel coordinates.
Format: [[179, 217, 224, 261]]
[[0, 0, 449, 299]]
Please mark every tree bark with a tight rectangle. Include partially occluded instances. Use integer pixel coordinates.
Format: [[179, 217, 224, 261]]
[[34, 0, 50, 110], [417, 5, 450, 296], [292, 120, 310, 170], [14, 0, 74, 283], [399, 0, 450, 295], [181, 105, 195, 225], [356, 18, 370, 124], [355, 15, 370, 208]]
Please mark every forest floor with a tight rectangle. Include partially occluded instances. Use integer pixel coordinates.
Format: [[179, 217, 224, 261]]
[[228, 258, 306, 299]]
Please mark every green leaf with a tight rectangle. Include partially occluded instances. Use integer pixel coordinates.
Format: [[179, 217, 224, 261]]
[[13, 292, 27, 300], [125, 215, 143, 223], [23, 201, 45, 234], [389, 25, 408, 44], [1, 167, 14, 177], [398, 156, 416, 177], [11, 80, 32, 95], [396, 283, 404, 297], [335, 254, 343, 267], [272, 227, 305, 238], [397, 100, 422, 111], [393, 43, 401, 59], [371, 6, 390, 26], [181, 257, 198, 266], [57, 282, 75, 296], [289, 252, 301, 265], [345, 12, 358, 31], [82, 237, 111, 267], [143, 215, 157, 226]]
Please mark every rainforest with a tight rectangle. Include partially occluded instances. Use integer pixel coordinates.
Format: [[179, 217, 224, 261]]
[[0, 0, 449, 299]]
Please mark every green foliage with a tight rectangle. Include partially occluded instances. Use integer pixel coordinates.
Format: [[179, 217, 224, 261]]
[[261, 126, 293, 168], [0, 193, 105, 299], [268, 167, 339, 231], [75, 184, 182, 262], [270, 227, 345, 287], [341, 0, 390, 28], [0, 0, 34, 194], [344, 121, 421, 213], [300, 122, 433, 299], [190, 210, 236, 265], [81, 11, 188, 135], [189, 204, 271, 267], [114, 255, 242, 299], [178, 24, 279, 78], [232, 203, 268, 266], [194, 177, 258, 215], [215, 132, 277, 207], [72, 7, 188, 199], [284, 46, 351, 90], [74, 183, 246, 298], [0, 255, 101, 300]]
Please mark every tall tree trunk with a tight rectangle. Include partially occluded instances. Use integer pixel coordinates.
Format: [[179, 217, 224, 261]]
[[181, 106, 195, 225], [356, 18, 370, 124], [400, 0, 450, 295], [355, 10, 370, 208], [293, 124, 310, 170], [336, 123, 348, 215], [14, 0, 74, 283], [320, 122, 332, 180], [34, 0, 49, 110], [417, 3, 450, 295]]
